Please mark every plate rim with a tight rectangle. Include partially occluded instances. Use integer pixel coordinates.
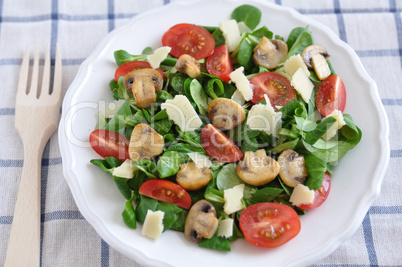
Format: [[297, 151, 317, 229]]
[[58, 0, 390, 266]]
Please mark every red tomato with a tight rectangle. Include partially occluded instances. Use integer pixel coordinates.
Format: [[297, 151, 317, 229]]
[[89, 129, 130, 162], [206, 45, 233, 82], [161, 23, 215, 60], [239, 203, 301, 248], [139, 179, 192, 209], [249, 72, 297, 111], [315, 75, 346, 116], [200, 124, 243, 163], [114, 61, 165, 82], [298, 172, 331, 210]]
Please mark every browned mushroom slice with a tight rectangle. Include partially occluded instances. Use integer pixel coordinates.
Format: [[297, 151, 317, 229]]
[[277, 149, 308, 187], [208, 98, 246, 130], [184, 200, 219, 243], [176, 162, 212, 191], [129, 123, 164, 161], [123, 68, 163, 108], [237, 149, 280, 186], [252, 36, 288, 70], [175, 54, 201, 78], [301, 44, 331, 80]]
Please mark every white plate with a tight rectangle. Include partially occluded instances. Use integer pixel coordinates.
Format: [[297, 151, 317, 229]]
[[58, 0, 390, 266]]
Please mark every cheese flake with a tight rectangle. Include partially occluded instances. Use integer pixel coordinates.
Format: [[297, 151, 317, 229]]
[[246, 103, 282, 137], [161, 95, 202, 131], [112, 159, 137, 179], [217, 218, 234, 238], [229, 67, 253, 101], [223, 184, 245, 215], [187, 152, 212, 169], [237, 21, 251, 34], [141, 210, 165, 239], [102, 99, 125, 119], [284, 54, 310, 77], [147, 46, 171, 69], [230, 89, 246, 105], [219, 19, 241, 52], [291, 67, 314, 103], [264, 94, 275, 113], [289, 184, 315, 206], [322, 109, 346, 141]]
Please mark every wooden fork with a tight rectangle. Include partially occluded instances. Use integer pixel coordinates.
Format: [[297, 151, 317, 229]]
[[4, 44, 62, 267]]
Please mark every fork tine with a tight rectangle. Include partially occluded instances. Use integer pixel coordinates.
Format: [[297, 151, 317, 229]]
[[40, 44, 51, 97], [29, 44, 40, 98], [17, 45, 30, 97], [51, 43, 62, 98]]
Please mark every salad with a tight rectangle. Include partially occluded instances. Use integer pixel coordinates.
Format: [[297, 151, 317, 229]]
[[89, 4, 362, 251]]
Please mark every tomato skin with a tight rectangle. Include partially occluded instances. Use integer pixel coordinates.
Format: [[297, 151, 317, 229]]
[[315, 75, 346, 116], [249, 72, 297, 111], [162, 23, 215, 60], [298, 172, 331, 210], [200, 124, 243, 163], [206, 45, 233, 82], [114, 61, 165, 82], [139, 179, 192, 209], [239, 203, 301, 248], [89, 129, 130, 162]]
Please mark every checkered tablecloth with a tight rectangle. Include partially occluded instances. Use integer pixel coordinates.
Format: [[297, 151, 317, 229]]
[[0, 0, 401, 266]]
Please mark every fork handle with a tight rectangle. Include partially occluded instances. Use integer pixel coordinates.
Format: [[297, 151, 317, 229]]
[[4, 142, 44, 267]]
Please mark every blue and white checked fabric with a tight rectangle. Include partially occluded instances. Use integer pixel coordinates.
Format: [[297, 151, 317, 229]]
[[0, 0, 401, 266]]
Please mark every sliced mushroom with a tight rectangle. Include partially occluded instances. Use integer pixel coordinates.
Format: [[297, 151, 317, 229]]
[[124, 68, 163, 108], [277, 149, 308, 187], [301, 44, 331, 80], [208, 98, 245, 130], [184, 200, 219, 243], [237, 149, 280, 186], [176, 162, 212, 191], [129, 123, 164, 161], [253, 36, 288, 70], [175, 54, 201, 78]]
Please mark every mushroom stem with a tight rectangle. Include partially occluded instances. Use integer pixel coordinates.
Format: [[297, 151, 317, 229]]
[[175, 54, 201, 78], [124, 68, 163, 108], [302, 44, 331, 80], [132, 78, 156, 108], [312, 54, 331, 80]]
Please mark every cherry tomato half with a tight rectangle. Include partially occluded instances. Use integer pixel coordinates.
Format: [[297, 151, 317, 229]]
[[298, 172, 331, 210], [114, 61, 165, 82], [162, 23, 215, 60], [200, 124, 243, 163], [239, 203, 301, 248], [315, 75, 346, 116], [89, 129, 130, 162], [139, 179, 192, 209], [206, 45, 233, 82], [249, 72, 297, 111]]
